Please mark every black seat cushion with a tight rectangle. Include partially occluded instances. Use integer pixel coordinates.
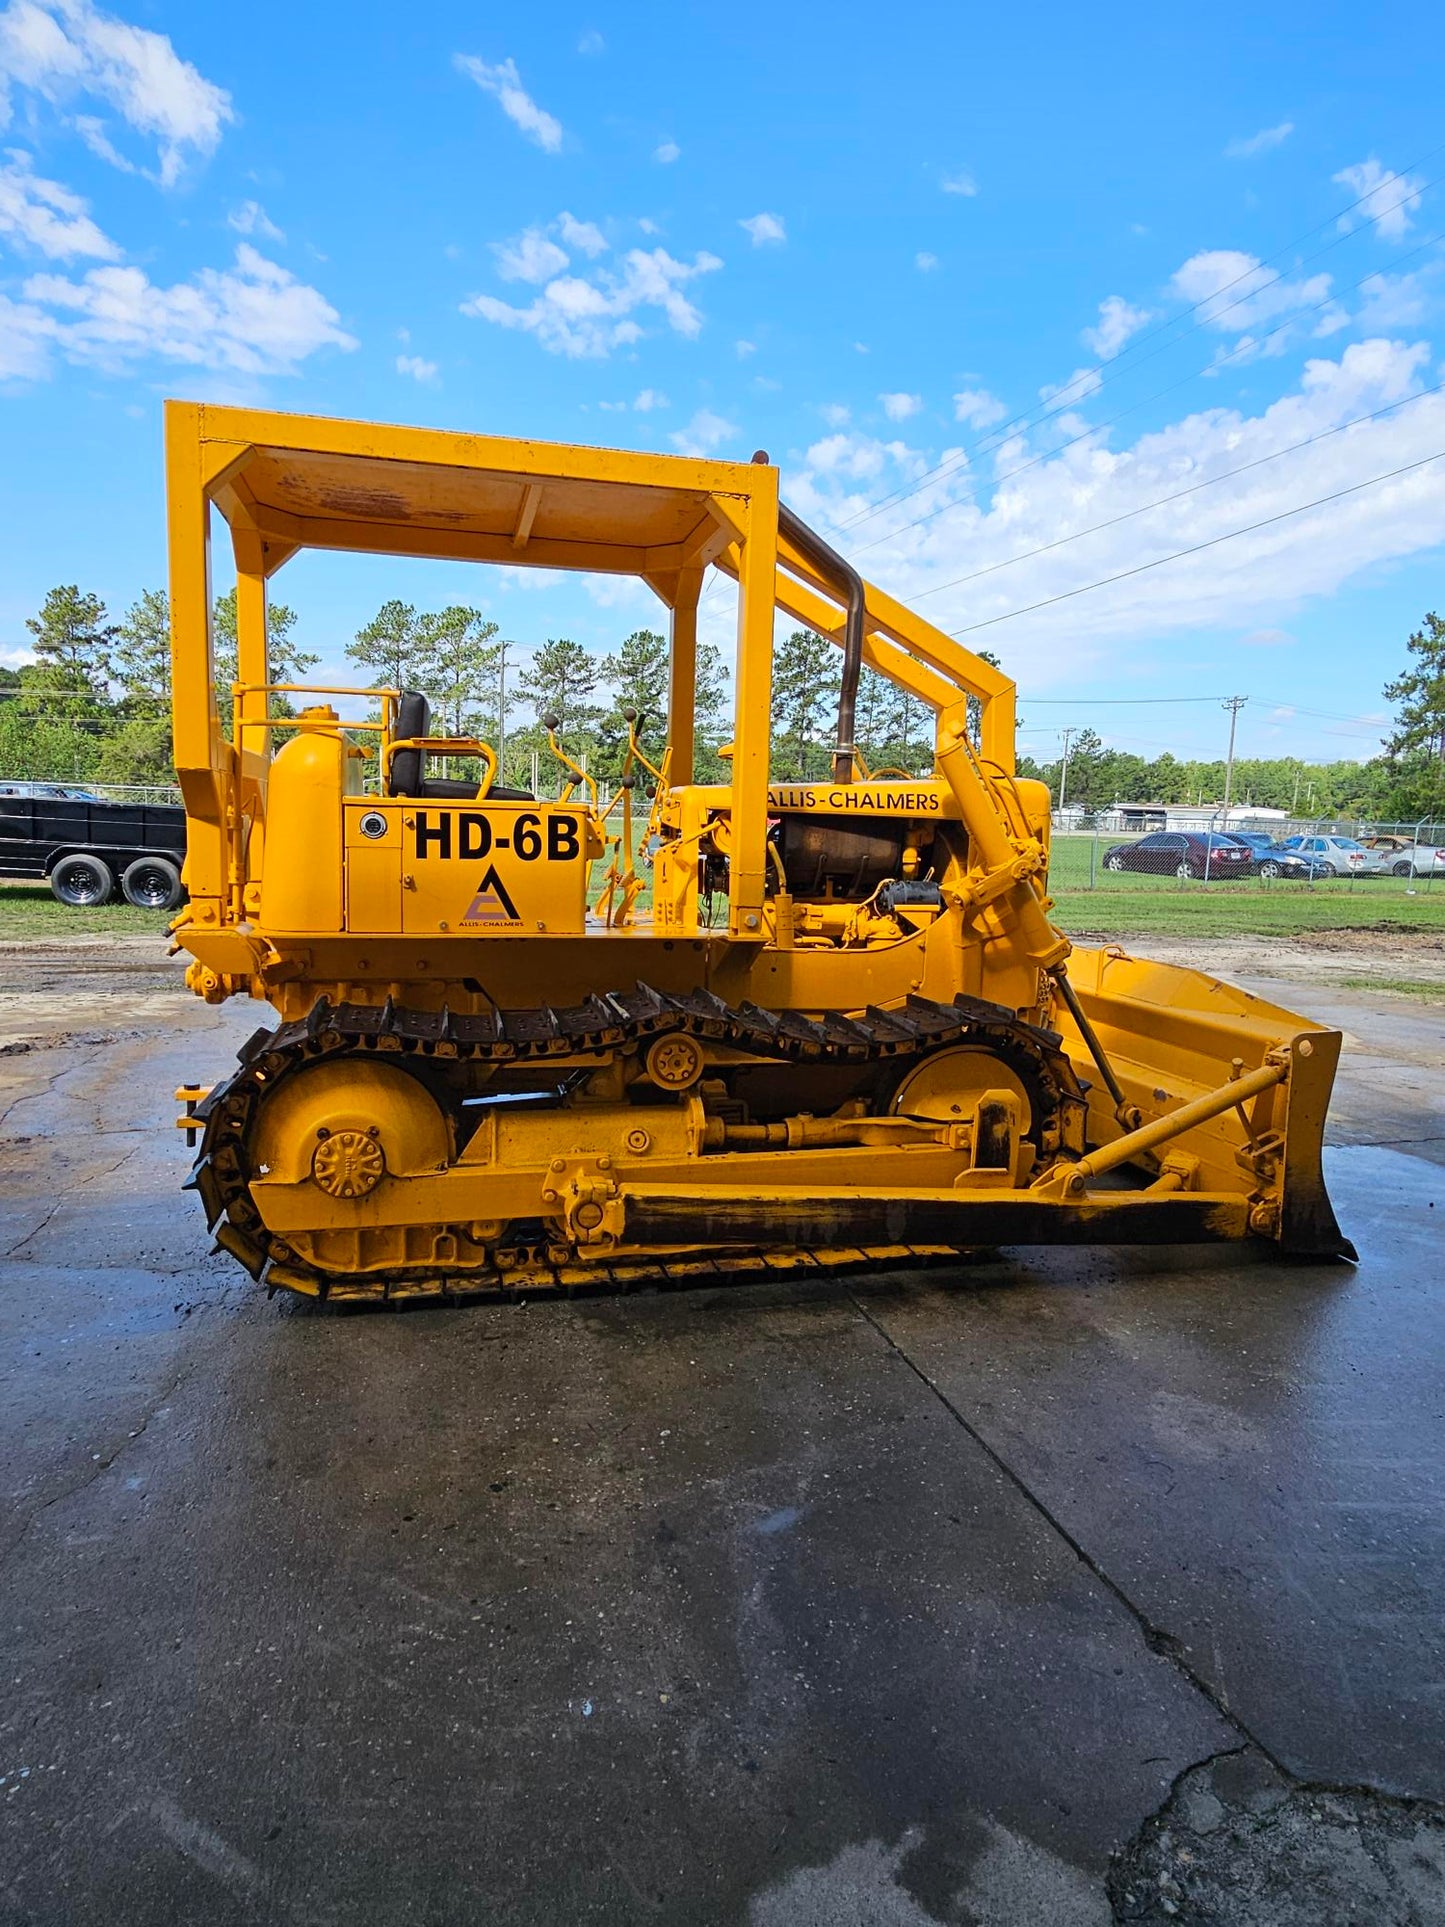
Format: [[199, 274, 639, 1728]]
[[388, 692, 430, 797], [387, 690, 534, 801]]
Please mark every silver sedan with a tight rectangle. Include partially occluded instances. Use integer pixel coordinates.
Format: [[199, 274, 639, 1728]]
[[1281, 835, 1390, 877]]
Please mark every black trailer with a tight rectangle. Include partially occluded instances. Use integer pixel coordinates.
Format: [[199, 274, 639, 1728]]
[[0, 785, 187, 909]]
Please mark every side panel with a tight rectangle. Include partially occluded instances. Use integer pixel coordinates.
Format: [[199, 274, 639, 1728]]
[[344, 800, 590, 937]]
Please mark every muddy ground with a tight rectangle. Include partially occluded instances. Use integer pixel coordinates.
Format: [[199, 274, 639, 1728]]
[[1, 934, 1442, 1925]]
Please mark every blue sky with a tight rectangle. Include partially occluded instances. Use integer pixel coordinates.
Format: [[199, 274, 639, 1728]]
[[2, 0, 1443, 769]]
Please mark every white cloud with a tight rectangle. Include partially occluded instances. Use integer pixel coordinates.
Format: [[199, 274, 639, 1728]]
[[800, 431, 930, 489], [453, 53, 563, 154], [739, 211, 785, 246], [1169, 249, 1332, 334], [576, 29, 604, 55], [820, 402, 850, 427], [1239, 627, 1294, 646], [396, 353, 437, 382], [8, 242, 357, 379], [879, 391, 922, 421], [735, 338, 755, 357], [557, 210, 606, 257], [915, 250, 938, 272], [492, 213, 606, 286], [1225, 122, 1294, 159], [72, 113, 132, 171], [0, 0, 233, 184], [463, 244, 722, 358], [793, 336, 1445, 673], [633, 386, 666, 411], [653, 140, 679, 164], [228, 198, 284, 243], [1353, 269, 1431, 332], [1332, 157, 1424, 242], [941, 170, 977, 196], [493, 225, 570, 284], [953, 386, 1006, 429], [1039, 366, 1101, 411], [1085, 293, 1151, 360], [670, 408, 736, 455], [0, 147, 116, 257]]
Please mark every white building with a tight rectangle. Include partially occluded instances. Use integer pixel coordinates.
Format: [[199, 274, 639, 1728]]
[[1091, 802, 1290, 833]]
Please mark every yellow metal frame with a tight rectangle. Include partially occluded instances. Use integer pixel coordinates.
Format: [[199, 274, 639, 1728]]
[[163, 402, 1354, 1280], [165, 401, 1013, 942]]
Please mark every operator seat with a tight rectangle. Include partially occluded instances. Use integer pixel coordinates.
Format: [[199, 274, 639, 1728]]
[[387, 691, 534, 801]]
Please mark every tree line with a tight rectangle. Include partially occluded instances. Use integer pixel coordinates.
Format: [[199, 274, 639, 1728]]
[[3, 582, 1441, 819], [1017, 614, 1445, 824], [0, 579, 944, 790]]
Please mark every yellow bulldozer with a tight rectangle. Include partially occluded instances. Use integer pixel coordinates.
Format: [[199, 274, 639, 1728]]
[[165, 401, 1354, 1303]]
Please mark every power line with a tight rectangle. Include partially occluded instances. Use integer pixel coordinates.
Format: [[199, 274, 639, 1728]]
[[947, 446, 1445, 639], [1021, 696, 1391, 723], [908, 376, 1445, 601], [849, 221, 1445, 562], [827, 153, 1445, 541]]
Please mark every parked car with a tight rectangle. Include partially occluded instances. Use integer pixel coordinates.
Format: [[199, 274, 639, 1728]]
[[1101, 831, 1255, 879], [1216, 831, 1327, 879], [0, 787, 187, 908], [1280, 834, 1389, 877], [1254, 844, 1333, 881], [0, 781, 105, 801], [1360, 833, 1445, 878]]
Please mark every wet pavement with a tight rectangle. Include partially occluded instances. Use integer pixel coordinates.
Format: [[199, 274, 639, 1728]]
[[1, 946, 1442, 1924]]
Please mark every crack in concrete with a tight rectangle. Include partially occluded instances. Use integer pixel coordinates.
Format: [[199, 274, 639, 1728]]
[[1108, 1744, 1445, 1923], [0, 1356, 192, 1567], [0, 1034, 117, 1132], [849, 1294, 1282, 1769], [0, 1139, 147, 1259]]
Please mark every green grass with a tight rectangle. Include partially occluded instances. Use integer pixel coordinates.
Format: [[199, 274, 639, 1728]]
[[1335, 975, 1445, 1002], [1046, 836, 1445, 938], [0, 882, 170, 940]]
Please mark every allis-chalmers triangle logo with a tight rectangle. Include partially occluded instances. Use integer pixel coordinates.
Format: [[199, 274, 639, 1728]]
[[461, 864, 521, 925]]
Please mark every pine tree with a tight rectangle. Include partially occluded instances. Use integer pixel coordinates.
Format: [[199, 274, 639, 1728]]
[[25, 586, 114, 707], [598, 628, 669, 769], [113, 589, 171, 715], [349, 599, 425, 695], [853, 664, 892, 770], [878, 682, 932, 777], [770, 629, 839, 780], [1384, 612, 1445, 761], [415, 605, 501, 735], [517, 638, 601, 742]]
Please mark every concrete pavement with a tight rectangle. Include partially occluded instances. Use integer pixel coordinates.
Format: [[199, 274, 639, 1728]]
[[1, 946, 1442, 1924]]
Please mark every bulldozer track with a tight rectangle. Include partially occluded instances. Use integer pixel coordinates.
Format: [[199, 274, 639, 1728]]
[[187, 986, 1083, 1307]]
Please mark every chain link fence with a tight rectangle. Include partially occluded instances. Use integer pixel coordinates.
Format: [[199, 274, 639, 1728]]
[[1049, 814, 1445, 899]]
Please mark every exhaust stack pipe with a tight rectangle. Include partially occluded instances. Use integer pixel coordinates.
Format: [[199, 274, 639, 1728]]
[[754, 456, 864, 783]]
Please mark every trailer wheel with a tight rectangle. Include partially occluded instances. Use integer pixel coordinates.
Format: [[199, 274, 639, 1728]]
[[121, 855, 183, 910], [50, 852, 115, 907]]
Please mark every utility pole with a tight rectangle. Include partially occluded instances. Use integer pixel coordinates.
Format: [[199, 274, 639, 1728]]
[[1057, 726, 1075, 816], [1220, 696, 1247, 824], [497, 640, 510, 782]]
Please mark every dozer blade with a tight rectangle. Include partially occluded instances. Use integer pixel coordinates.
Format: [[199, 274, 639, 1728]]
[[1053, 943, 1355, 1261]]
